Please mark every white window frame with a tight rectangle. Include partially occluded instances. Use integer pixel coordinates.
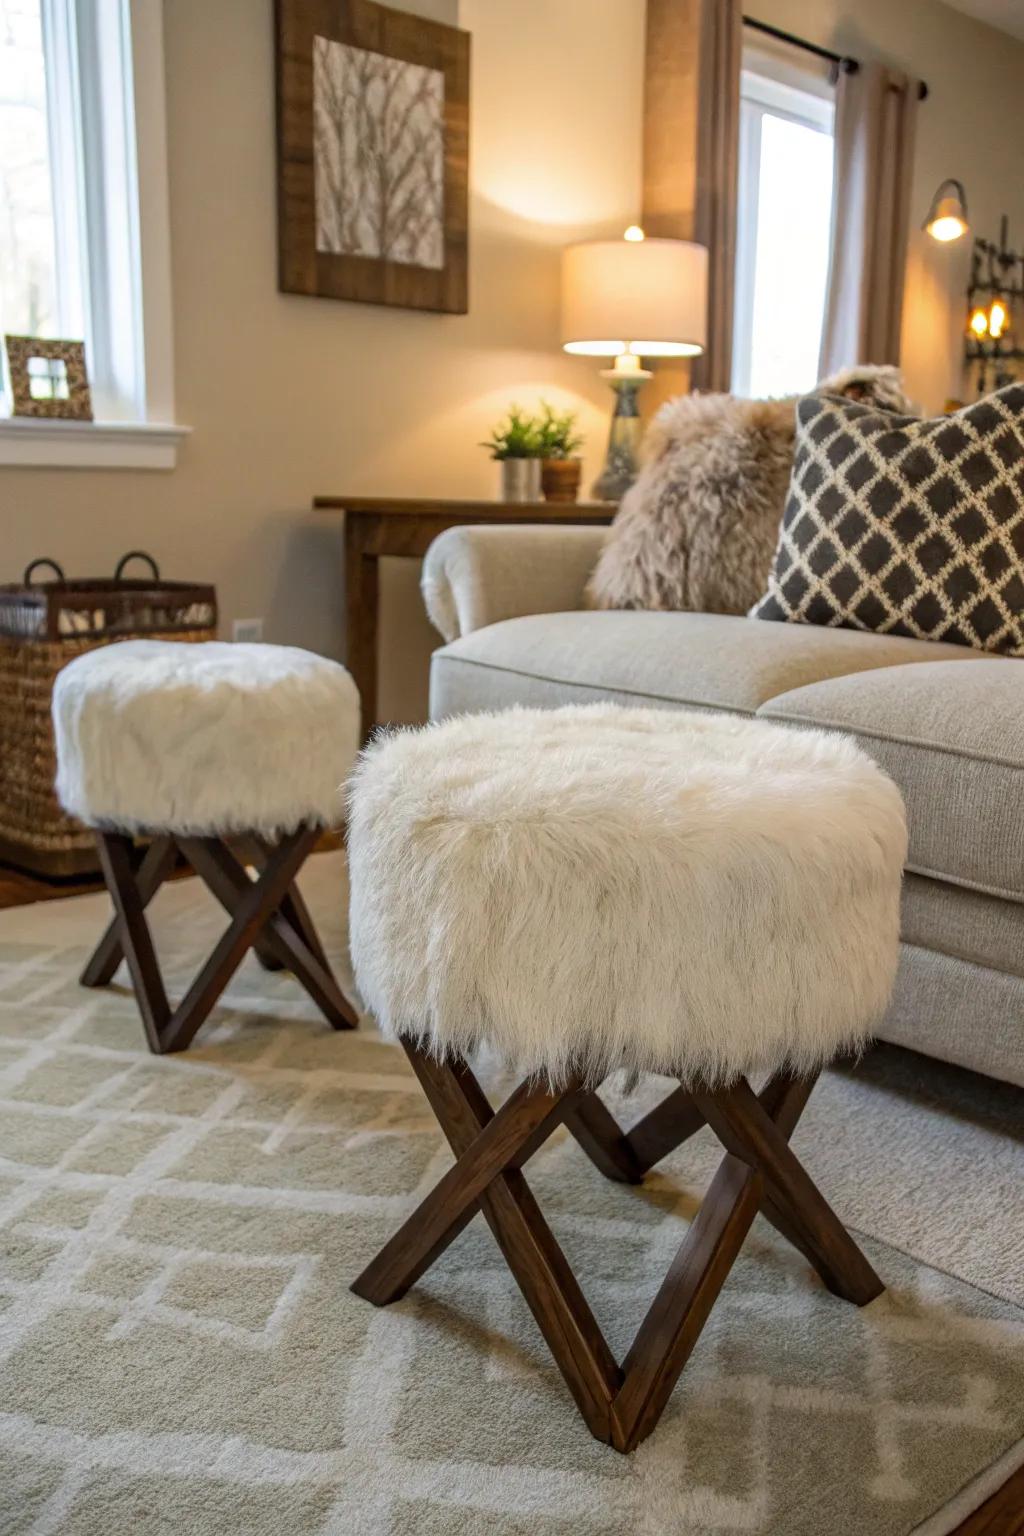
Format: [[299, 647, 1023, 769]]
[[0, 0, 188, 469], [731, 48, 835, 398]]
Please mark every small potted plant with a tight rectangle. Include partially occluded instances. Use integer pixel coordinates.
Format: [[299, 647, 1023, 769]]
[[480, 406, 543, 502], [536, 402, 584, 503]]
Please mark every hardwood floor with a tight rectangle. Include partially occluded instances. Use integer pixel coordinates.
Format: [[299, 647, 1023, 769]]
[[0, 860, 110, 908], [0, 857, 1020, 1524], [956, 1468, 1024, 1535]]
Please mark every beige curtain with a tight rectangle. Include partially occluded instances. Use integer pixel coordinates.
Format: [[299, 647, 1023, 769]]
[[691, 0, 742, 393], [818, 63, 921, 374]]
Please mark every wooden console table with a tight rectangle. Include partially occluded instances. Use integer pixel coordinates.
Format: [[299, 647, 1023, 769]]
[[313, 497, 615, 731]]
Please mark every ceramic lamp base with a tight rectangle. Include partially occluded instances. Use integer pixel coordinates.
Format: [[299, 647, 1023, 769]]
[[592, 358, 652, 503]]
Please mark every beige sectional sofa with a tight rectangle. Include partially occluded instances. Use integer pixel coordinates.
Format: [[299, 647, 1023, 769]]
[[422, 523, 1024, 1089]]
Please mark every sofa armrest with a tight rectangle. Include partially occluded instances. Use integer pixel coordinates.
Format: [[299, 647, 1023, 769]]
[[421, 524, 607, 641]]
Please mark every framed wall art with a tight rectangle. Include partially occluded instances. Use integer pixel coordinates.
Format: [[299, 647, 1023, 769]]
[[4, 336, 93, 421], [275, 0, 470, 314]]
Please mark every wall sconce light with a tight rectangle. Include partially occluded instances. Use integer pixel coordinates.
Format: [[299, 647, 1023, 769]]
[[924, 179, 969, 242]]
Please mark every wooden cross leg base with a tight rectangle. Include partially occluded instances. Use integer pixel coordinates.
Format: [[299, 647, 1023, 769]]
[[352, 1045, 884, 1453], [82, 825, 358, 1055]]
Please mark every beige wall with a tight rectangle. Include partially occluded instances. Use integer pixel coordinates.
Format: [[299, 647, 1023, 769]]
[[1, 0, 1021, 725], [1, 0, 644, 721]]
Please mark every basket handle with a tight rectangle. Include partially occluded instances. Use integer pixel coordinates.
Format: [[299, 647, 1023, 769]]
[[22, 558, 66, 585], [114, 550, 161, 582]]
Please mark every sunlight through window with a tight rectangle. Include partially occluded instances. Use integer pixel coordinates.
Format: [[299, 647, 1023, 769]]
[[0, 0, 60, 338], [732, 61, 835, 399]]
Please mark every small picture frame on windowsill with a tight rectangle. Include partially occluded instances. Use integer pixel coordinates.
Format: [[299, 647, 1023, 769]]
[[4, 335, 93, 422]]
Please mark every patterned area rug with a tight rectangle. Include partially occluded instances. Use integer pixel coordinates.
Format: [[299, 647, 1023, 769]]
[[1, 854, 1022, 1536]]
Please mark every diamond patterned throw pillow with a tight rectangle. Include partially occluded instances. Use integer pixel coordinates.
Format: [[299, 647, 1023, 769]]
[[750, 384, 1024, 655]]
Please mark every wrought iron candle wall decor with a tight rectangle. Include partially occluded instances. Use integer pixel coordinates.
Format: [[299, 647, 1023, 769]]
[[966, 216, 1024, 397]]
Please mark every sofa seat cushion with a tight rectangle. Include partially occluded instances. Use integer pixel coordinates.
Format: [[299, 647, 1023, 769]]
[[760, 658, 1024, 902], [882, 945, 1024, 1088], [903, 874, 1024, 979], [430, 611, 983, 721]]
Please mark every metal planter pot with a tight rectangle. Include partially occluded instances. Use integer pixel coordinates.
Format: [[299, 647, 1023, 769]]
[[499, 458, 543, 503]]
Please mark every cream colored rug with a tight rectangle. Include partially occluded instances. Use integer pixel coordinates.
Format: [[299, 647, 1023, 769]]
[[0, 852, 1022, 1536]]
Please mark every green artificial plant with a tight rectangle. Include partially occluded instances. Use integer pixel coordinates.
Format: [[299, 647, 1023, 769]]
[[479, 405, 543, 460], [535, 401, 584, 460]]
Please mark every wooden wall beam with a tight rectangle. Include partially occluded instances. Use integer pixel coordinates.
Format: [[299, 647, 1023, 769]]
[[642, 0, 706, 401], [643, 0, 739, 393], [643, 0, 704, 241]]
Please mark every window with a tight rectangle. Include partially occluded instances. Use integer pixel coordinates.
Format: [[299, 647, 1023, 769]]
[[731, 46, 835, 400], [0, 0, 182, 466]]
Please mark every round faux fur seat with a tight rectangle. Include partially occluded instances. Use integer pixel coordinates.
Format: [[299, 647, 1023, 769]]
[[348, 703, 907, 1084], [53, 639, 360, 1056], [53, 639, 359, 837]]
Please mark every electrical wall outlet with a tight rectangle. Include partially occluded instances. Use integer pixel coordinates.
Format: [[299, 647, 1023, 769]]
[[232, 618, 264, 643]]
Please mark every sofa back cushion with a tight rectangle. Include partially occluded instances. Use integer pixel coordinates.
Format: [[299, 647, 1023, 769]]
[[751, 384, 1024, 657]]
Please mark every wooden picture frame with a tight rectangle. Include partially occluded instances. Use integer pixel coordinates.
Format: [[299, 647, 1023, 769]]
[[275, 0, 470, 314], [4, 335, 93, 421]]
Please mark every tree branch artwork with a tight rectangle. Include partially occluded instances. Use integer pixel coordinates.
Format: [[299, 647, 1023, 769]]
[[313, 37, 445, 270]]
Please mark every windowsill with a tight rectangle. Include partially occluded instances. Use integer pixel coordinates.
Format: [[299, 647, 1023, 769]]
[[0, 416, 191, 470]]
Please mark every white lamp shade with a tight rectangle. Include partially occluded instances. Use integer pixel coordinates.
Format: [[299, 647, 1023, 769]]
[[561, 237, 708, 358]]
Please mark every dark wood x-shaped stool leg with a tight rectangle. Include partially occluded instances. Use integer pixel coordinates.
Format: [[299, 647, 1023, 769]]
[[82, 825, 358, 1054], [352, 1045, 883, 1452]]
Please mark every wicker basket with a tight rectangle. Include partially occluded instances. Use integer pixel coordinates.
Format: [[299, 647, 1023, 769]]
[[0, 553, 217, 875]]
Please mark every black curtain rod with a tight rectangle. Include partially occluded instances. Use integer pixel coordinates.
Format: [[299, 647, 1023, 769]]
[[742, 16, 929, 100]]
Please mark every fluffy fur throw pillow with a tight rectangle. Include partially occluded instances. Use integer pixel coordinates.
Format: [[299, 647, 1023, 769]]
[[587, 365, 916, 615]]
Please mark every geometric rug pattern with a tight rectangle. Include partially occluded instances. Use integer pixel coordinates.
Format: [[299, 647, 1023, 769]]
[[1, 860, 1023, 1535]]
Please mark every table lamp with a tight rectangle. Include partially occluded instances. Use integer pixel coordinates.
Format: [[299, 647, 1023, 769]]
[[561, 227, 708, 501]]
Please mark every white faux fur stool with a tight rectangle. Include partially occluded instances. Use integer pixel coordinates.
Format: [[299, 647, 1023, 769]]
[[348, 703, 907, 1452], [53, 639, 360, 1053]]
